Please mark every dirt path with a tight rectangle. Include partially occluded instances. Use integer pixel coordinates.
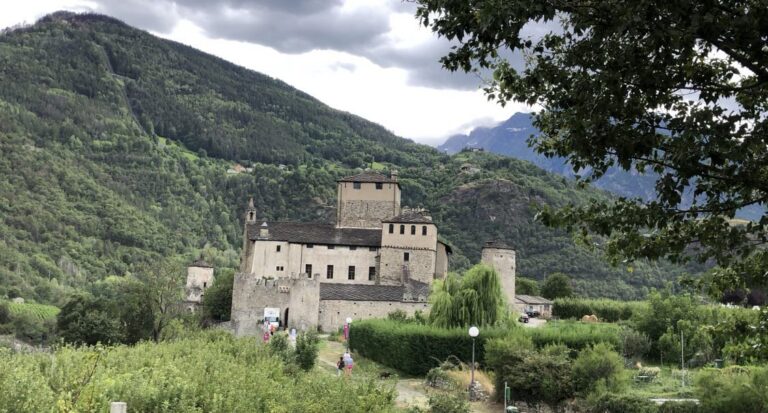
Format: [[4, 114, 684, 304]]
[[317, 337, 501, 412]]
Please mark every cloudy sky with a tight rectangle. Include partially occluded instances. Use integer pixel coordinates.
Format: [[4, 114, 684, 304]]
[[1, 0, 534, 145]]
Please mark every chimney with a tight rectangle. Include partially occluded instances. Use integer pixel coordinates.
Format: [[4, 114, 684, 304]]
[[390, 170, 398, 182], [259, 221, 269, 238]]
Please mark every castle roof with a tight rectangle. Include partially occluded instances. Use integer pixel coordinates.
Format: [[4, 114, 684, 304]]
[[337, 171, 397, 184], [515, 295, 553, 305], [384, 210, 433, 224], [191, 257, 212, 268], [247, 221, 381, 247], [319, 280, 430, 302], [483, 240, 514, 250]]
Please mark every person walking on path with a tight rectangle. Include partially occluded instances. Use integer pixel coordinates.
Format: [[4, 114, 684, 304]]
[[336, 356, 345, 377], [343, 351, 354, 377]]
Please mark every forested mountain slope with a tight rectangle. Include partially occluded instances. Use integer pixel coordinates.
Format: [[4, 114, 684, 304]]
[[0, 12, 692, 303]]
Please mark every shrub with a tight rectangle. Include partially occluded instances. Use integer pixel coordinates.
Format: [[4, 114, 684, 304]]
[[589, 393, 659, 413], [527, 321, 621, 351], [658, 401, 702, 413], [553, 298, 645, 322], [573, 343, 625, 394], [295, 330, 319, 371], [0, 302, 10, 324], [695, 366, 768, 413], [620, 327, 652, 361], [428, 392, 469, 413], [387, 309, 408, 322]]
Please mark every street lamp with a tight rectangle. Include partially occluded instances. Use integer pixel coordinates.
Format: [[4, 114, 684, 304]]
[[468, 326, 479, 391]]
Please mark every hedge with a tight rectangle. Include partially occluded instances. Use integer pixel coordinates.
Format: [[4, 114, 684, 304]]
[[350, 319, 622, 375], [350, 319, 509, 375], [553, 298, 647, 322]]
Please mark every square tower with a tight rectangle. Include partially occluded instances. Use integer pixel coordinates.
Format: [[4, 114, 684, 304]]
[[336, 171, 401, 229]]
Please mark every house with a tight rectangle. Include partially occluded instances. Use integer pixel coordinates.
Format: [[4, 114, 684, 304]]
[[515, 294, 553, 318]]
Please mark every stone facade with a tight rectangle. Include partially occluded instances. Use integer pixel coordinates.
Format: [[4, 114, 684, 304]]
[[185, 258, 215, 311], [318, 300, 429, 332], [480, 242, 516, 308], [231, 275, 321, 335]]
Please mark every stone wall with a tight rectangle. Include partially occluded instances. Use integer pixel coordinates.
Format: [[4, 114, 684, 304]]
[[379, 247, 436, 285], [231, 274, 320, 336], [481, 247, 516, 307], [185, 266, 214, 303], [318, 300, 429, 332], [338, 200, 399, 229]]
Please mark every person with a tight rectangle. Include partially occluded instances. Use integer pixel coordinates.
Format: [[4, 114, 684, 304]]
[[343, 351, 354, 377], [336, 356, 345, 377]]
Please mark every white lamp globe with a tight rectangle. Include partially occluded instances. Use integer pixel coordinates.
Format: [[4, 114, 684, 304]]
[[468, 326, 479, 337], [346, 317, 353, 324]]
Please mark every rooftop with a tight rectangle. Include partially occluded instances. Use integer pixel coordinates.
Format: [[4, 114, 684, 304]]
[[384, 210, 433, 224], [515, 294, 553, 305], [247, 221, 381, 246], [483, 240, 514, 250], [337, 171, 398, 184], [319, 280, 430, 302]]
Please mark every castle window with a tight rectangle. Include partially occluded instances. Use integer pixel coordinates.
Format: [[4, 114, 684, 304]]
[[348, 266, 355, 280], [327, 265, 334, 279], [404, 252, 410, 262], [305, 264, 312, 277], [276, 266, 284, 271], [422, 226, 427, 236], [353, 182, 361, 189], [349, 246, 357, 251], [375, 182, 383, 190], [276, 245, 281, 252], [327, 245, 335, 250], [203, 282, 207, 288], [368, 267, 376, 281], [411, 225, 416, 235], [400, 225, 405, 234], [306, 244, 313, 249], [389, 224, 394, 234]]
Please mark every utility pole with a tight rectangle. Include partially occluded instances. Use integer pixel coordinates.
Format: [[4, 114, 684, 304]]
[[681, 331, 685, 388]]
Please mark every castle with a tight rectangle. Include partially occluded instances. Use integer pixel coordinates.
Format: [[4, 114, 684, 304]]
[[230, 171, 515, 334]]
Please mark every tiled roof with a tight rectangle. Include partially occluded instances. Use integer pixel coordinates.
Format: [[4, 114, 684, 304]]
[[247, 222, 381, 246], [191, 258, 212, 268], [338, 171, 397, 183], [319, 280, 431, 302], [483, 240, 514, 250], [320, 283, 405, 301], [515, 294, 553, 305], [384, 211, 433, 224]]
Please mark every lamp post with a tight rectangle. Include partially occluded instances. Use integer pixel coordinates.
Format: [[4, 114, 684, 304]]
[[344, 317, 352, 350], [468, 326, 479, 392]]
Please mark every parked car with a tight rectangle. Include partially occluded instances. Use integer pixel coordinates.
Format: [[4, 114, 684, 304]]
[[525, 310, 541, 318], [518, 314, 529, 323]]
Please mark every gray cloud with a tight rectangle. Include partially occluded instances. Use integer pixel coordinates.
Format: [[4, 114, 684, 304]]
[[89, 0, 549, 91]]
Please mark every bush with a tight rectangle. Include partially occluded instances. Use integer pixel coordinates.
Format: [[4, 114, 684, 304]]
[[589, 393, 659, 413], [202, 269, 234, 321], [295, 330, 319, 371], [0, 302, 10, 324], [658, 401, 701, 413], [695, 366, 768, 413], [428, 392, 469, 413], [351, 319, 509, 375], [620, 327, 652, 361], [573, 343, 625, 394], [527, 321, 621, 351]]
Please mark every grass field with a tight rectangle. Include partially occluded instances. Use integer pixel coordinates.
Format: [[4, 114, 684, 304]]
[[5, 301, 60, 321]]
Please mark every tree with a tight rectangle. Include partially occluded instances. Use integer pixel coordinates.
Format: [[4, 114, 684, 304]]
[[573, 343, 625, 394], [415, 1, 768, 289], [203, 268, 234, 322], [57, 294, 124, 345], [541, 273, 573, 300], [516, 277, 540, 296], [135, 259, 185, 342], [429, 264, 506, 328]]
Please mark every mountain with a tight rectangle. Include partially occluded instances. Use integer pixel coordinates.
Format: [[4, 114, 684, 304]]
[[439, 113, 763, 220], [0, 12, 693, 304]]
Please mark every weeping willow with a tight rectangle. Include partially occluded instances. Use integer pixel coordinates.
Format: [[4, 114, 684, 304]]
[[428, 264, 507, 328]]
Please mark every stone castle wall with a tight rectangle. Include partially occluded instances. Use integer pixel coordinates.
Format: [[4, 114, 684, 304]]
[[337, 200, 399, 229], [318, 300, 429, 332], [231, 274, 320, 336], [379, 247, 436, 285], [481, 248, 516, 308], [186, 266, 214, 303]]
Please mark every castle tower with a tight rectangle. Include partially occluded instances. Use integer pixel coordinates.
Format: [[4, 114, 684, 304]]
[[185, 255, 215, 311], [336, 171, 401, 228], [481, 241, 516, 308], [240, 197, 258, 273]]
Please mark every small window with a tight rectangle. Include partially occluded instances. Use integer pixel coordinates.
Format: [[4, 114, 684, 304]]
[[276, 245, 281, 252], [327, 265, 334, 279], [368, 267, 376, 281], [353, 182, 361, 189], [400, 225, 405, 234], [305, 264, 312, 277], [422, 226, 427, 236], [375, 182, 383, 190], [348, 266, 356, 280], [388, 223, 394, 234], [203, 282, 207, 288], [306, 244, 313, 249], [369, 247, 377, 252], [411, 225, 416, 235], [404, 252, 410, 262], [328, 245, 335, 250], [276, 266, 283, 271]]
